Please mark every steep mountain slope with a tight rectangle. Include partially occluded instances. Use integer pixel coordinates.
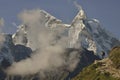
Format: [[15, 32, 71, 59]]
[[69, 8, 120, 58], [72, 47, 120, 80], [0, 34, 14, 66]]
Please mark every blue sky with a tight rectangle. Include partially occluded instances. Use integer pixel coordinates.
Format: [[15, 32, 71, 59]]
[[0, 0, 120, 38]]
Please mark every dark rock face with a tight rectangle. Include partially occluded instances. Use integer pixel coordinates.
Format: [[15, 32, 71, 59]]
[[13, 44, 32, 62], [0, 34, 33, 80], [0, 34, 32, 66], [1, 58, 11, 69], [0, 71, 6, 80]]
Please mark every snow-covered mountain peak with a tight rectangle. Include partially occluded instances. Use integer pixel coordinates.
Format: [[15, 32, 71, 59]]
[[69, 16, 120, 58], [68, 8, 120, 58], [12, 9, 120, 58]]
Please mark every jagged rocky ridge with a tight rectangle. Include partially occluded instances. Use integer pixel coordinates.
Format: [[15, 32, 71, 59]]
[[0, 8, 120, 80]]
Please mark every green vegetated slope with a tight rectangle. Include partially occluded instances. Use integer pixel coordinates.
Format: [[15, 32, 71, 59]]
[[72, 47, 120, 80], [109, 47, 120, 69]]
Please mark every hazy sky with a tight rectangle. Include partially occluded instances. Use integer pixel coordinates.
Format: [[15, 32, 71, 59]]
[[0, 0, 120, 38]]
